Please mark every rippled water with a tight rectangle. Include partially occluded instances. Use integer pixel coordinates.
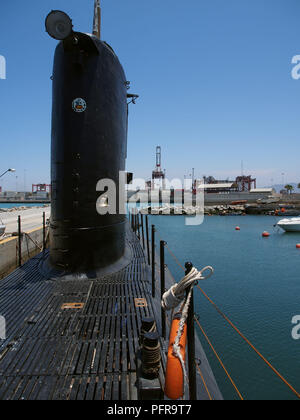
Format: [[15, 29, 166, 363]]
[[149, 214, 300, 400]]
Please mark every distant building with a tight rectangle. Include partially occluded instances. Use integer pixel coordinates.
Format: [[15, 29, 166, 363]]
[[196, 182, 236, 193], [196, 175, 257, 193], [250, 188, 275, 195], [235, 176, 257, 192]]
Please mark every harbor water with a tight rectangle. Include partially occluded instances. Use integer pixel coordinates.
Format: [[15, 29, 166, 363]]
[[0, 203, 47, 209], [149, 214, 300, 400]]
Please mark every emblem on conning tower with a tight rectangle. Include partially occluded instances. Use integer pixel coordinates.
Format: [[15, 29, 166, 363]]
[[72, 98, 87, 113]]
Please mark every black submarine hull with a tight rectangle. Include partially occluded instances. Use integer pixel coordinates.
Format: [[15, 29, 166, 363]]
[[50, 35, 128, 272]]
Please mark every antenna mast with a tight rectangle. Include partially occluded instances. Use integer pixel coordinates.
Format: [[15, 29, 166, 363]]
[[93, 0, 101, 39]]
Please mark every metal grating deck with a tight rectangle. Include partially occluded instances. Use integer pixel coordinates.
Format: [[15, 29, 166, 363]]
[[0, 227, 155, 400]]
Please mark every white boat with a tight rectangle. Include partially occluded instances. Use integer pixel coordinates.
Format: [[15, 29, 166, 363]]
[[277, 217, 300, 232]]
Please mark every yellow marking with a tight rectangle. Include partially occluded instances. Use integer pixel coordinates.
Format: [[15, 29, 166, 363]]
[[134, 298, 147, 308], [61, 303, 85, 310], [0, 236, 17, 245]]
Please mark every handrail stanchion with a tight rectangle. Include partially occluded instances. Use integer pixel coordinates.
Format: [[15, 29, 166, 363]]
[[43, 212, 46, 252], [145, 215, 150, 266], [141, 212, 145, 249], [137, 213, 141, 239], [18, 216, 22, 267], [160, 240, 166, 339], [151, 225, 156, 298], [185, 262, 197, 400]]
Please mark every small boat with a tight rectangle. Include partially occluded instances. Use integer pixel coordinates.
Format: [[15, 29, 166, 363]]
[[0, 219, 6, 239], [231, 200, 248, 205], [277, 217, 300, 232]]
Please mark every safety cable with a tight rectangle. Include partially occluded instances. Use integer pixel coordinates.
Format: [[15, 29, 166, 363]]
[[195, 361, 213, 401], [196, 286, 300, 400], [194, 316, 244, 400]]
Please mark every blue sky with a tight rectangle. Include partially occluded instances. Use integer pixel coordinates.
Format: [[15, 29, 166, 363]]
[[0, 0, 300, 191]]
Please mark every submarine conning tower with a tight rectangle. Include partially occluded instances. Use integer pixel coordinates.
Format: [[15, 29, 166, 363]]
[[46, 9, 128, 272]]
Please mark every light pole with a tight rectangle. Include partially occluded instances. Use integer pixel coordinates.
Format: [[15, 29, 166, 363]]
[[0, 168, 16, 179]]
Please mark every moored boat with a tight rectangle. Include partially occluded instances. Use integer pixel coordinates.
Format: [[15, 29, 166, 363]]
[[277, 217, 300, 232]]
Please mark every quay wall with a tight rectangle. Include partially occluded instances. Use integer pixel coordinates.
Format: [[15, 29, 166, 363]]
[[0, 227, 47, 280]]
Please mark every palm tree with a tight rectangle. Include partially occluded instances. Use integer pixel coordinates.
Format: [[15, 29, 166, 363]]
[[285, 184, 294, 195]]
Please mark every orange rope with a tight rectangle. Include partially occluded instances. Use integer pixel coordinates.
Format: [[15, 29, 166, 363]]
[[197, 286, 300, 400], [195, 360, 213, 401], [194, 317, 244, 400], [164, 243, 186, 272]]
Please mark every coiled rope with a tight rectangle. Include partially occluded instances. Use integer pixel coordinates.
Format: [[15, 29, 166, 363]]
[[162, 266, 214, 311]]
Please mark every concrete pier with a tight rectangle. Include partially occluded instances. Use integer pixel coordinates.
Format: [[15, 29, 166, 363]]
[[0, 208, 51, 279], [0, 207, 50, 234]]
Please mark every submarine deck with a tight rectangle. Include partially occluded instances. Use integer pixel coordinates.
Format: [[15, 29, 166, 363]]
[[0, 223, 222, 400]]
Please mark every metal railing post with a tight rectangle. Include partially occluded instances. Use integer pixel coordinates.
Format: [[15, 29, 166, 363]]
[[18, 216, 22, 267], [145, 215, 150, 266], [137, 213, 141, 239], [160, 240, 166, 339], [151, 225, 156, 298], [185, 262, 197, 400], [141, 213, 145, 249], [43, 212, 46, 252]]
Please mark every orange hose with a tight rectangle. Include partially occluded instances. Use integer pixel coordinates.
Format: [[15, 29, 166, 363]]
[[164, 316, 187, 400]]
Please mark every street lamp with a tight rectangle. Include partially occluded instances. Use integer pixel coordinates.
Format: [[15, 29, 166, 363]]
[[0, 168, 16, 178]]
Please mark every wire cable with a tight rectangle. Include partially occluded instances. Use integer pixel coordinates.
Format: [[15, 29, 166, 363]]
[[194, 316, 244, 400]]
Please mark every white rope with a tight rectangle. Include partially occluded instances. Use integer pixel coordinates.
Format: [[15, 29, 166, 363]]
[[162, 266, 214, 311], [172, 286, 193, 394], [162, 265, 214, 399]]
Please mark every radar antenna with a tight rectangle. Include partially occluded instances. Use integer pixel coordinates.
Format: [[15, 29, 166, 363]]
[[93, 0, 101, 39]]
